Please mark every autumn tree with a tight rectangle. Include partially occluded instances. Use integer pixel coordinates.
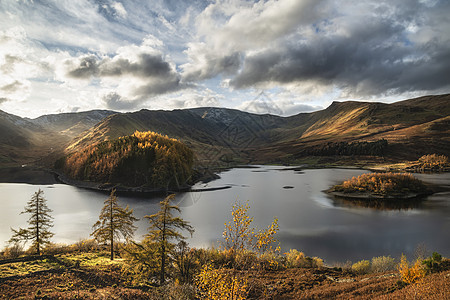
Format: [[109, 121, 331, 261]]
[[9, 189, 54, 256], [197, 200, 280, 299], [91, 189, 138, 260], [126, 194, 194, 285]]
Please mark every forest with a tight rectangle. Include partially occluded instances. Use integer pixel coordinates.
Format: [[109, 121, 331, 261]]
[[57, 131, 194, 189], [305, 139, 389, 157]]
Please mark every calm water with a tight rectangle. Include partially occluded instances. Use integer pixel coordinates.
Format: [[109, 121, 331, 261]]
[[1, 166, 449, 264]]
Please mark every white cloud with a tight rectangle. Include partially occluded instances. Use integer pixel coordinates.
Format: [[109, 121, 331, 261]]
[[112, 2, 127, 18], [1, 0, 449, 118]]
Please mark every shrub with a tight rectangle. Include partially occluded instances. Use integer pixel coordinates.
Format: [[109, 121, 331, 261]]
[[196, 264, 248, 300], [257, 251, 285, 271], [398, 254, 426, 284], [352, 260, 371, 274], [1, 243, 24, 259], [371, 255, 396, 272], [285, 249, 323, 268], [418, 154, 449, 169], [422, 252, 443, 273], [43, 243, 71, 255], [73, 239, 100, 252]]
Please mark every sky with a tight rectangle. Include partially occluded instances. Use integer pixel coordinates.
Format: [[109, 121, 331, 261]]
[[0, 0, 449, 118]]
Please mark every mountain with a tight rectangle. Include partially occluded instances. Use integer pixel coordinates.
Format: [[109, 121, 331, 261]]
[[1, 94, 449, 171], [30, 110, 116, 138], [65, 94, 450, 166], [0, 109, 116, 167]]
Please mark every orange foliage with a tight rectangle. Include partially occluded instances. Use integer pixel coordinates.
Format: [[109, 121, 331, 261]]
[[61, 131, 193, 188], [334, 172, 427, 196]]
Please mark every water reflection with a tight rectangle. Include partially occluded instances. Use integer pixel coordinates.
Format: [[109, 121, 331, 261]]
[[330, 196, 426, 210], [1, 166, 449, 263]]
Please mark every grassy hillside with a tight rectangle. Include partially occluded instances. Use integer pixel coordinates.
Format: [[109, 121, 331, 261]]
[[1, 94, 449, 171]]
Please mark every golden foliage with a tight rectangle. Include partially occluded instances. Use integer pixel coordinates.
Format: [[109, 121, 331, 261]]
[[418, 154, 449, 169], [334, 172, 427, 196], [196, 264, 248, 300], [222, 201, 254, 252], [61, 130, 193, 188], [285, 249, 323, 268], [398, 254, 426, 284], [352, 260, 371, 274]]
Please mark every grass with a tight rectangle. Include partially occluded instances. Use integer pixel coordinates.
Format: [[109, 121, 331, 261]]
[[0, 248, 449, 299]]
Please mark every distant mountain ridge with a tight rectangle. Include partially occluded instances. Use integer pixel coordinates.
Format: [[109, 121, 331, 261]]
[[0, 94, 449, 169], [0, 109, 116, 167]]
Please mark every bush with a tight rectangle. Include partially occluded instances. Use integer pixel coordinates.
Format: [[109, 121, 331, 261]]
[[352, 260, 371, 274], [418, 154, 449, 169], [196, 264, 248, 300], [422, 252, 443, 273], [43, 243, 71, 255], [285, 249, 323, 268], [1, 243, 24, 259], [398, 254, 426, 284], [371, 256, 396, 272], [73, 239, 100, 252]]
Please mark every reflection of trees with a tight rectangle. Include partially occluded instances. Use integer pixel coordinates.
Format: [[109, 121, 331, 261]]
[[331, 196, 426, 211]]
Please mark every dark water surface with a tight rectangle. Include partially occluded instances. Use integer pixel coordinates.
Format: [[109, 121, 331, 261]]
[[1, 166, 449, 264]]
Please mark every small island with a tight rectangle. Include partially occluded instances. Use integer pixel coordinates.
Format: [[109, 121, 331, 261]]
[[329, 172, 432, 201]]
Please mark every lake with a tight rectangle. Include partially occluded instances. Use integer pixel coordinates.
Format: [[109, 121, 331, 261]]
[[1, 166, 449, 264]]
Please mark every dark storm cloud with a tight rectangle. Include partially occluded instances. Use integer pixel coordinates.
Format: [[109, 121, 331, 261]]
[[99, 53, 173, 77], [67, 54, 175, 79], [220, 0, 450, 96], [66, 52, 185, 97], [182, 51, 242, 82]]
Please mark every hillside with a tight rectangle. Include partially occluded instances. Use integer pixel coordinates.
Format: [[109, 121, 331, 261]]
[[65, 94, 450, 166], [0, 94, 449, 173], [58, 131, 194, 189], [0, 109, 115, 168]]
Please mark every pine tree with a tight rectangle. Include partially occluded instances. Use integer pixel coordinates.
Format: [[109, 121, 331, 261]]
[[145, 194, 194, 285], [9, 189, 54, 256], [91, 189, 138, 260]]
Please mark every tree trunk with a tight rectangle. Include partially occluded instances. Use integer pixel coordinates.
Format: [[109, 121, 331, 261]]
[[110, 200, 114, 260], [36, 197, 40, 256]]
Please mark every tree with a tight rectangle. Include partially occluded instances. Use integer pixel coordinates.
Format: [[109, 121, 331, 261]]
[[144, 194, 194, 285], [91, 189, 138, 260], [9, 189, 54, 256]]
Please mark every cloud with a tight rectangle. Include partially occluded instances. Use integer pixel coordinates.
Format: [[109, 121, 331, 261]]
[[64, 40, 186, 99], [111, 2, 127, 18], [184, 0, 450, 98], [182, 0, 327, 82], [0, 97, 8, 104], [102, 92, 142, 111], [0, 80, 25, 93]]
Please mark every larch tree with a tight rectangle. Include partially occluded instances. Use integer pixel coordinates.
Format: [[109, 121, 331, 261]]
[[145, 194, 194, 285], [91, 189, 138, 260], [9, 189, 54, 256]]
